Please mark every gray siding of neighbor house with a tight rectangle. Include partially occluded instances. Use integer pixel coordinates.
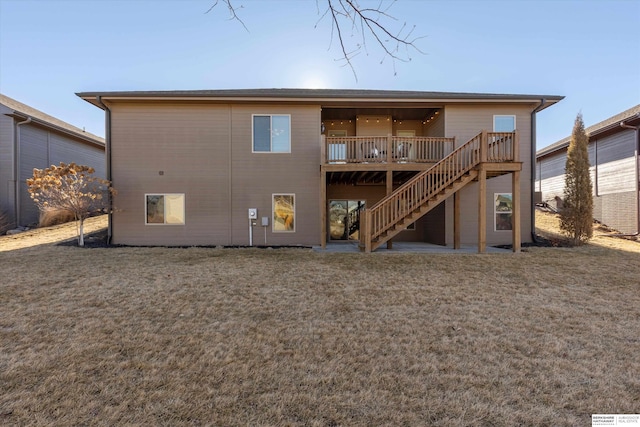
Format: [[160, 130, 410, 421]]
[[17, 124, 106, 226], [0, 105, 15, 226], [0, 109, 105, 228], [444, 104, 534, 246], [537, 128, 638, 233], [109, 102, 322, 246]]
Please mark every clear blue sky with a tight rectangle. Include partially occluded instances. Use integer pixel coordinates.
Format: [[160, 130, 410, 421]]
[[1, 0, 639, 148]]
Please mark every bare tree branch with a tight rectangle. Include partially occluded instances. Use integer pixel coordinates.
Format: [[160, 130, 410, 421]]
[[206, 0, 424, 80], [205, 0, 249, 32]]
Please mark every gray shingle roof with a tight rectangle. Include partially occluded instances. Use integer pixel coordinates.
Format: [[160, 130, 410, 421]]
[[1, 93, 105, 146], [537, 104, 640, 158]]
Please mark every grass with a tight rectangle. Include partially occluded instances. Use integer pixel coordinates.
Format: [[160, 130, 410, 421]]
[[1, 213, 639, 426]]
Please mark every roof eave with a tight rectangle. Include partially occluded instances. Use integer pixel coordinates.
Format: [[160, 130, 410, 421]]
[[77, 90, 563, 110]]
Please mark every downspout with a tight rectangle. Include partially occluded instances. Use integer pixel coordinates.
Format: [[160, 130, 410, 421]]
[[619, 120, 640, 235], [95, 96, 113, 244], [531, 98, 546, 243], [14, 116, 32, 227]]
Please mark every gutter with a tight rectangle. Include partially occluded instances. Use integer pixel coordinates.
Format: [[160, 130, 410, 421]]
[[531, 99, 546, 243], [96, 96, 113, 244], [14, 116, 32, 227], [619, 120, 640, 235]]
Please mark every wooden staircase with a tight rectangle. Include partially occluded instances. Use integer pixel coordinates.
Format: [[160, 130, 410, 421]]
[[359, 131, 518, 252]]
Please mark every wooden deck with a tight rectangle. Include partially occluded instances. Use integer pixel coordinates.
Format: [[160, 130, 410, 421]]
[[320, 131, 522, 253]]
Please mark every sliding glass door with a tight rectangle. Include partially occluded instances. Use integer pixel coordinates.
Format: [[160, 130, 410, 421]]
[[329, 200, 365, 241]]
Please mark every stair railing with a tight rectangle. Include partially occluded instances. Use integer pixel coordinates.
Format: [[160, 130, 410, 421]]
[[362, 131, 517, 248]]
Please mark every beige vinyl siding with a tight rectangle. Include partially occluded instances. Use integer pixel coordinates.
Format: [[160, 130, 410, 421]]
[[109, 102, 322, 247], [444, 104, 533, 245], [110, 102, 232, 246], [230, 104, 321, 246], [424, 110, 445, 137], [392, 120, 422, 136], [328, 184, 386, 206], [325, 121, 356, 137]]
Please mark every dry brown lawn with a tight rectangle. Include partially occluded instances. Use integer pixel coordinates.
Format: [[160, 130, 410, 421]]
[[1, 213, 639, 426]]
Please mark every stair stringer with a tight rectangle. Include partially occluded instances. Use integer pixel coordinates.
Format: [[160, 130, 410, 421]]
[[361, 132, 484, 252], [369, 170, 478, 251]]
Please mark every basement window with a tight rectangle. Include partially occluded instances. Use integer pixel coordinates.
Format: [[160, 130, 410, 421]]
[[253, 115, 291, 152], [494, 193, 513, 231], [273, 194, 295, 232], [146, 194, 185, 225]]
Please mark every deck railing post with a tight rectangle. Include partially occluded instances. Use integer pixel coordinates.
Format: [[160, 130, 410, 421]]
[[321, 135, 326, 164], [480, 130, 488, 163], [513, 130, 519, 162], [387, 134, 393, 163], [364, 209, 372, 253]]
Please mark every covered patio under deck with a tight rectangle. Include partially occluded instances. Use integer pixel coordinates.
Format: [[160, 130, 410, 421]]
[[319, 131, 522, 253]]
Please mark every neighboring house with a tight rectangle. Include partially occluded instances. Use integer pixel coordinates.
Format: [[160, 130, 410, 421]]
[[77, 89, 562, 252], [0, 94, 106, 229], [536, 105, 640, 234]]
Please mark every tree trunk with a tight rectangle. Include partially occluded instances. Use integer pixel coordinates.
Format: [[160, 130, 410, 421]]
[[78, 217, 85, 247]]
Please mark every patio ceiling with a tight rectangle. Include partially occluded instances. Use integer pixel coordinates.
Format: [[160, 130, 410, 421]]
[[327, 170, 419, 186], [321, 107, 441, 122]]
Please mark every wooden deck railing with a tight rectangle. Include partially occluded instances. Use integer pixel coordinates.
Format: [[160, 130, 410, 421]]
[[361, 131, 518, 248], [324, 135, 455, 164]]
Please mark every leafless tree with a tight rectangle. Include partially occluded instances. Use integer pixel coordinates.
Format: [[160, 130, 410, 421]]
[[206, 0, 424, 80]]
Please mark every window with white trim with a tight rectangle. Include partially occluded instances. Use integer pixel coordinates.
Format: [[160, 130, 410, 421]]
[[273, 194, 295, 232], [494, 193, 513, 231], [146, 194, 185, 224], [253, 115, 291, 152], [493, 115, 516, 132]]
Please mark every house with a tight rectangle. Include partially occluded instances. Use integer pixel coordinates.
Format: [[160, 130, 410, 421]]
[[536, 105, 640, 235], [0, 94, 106, 230], [76, 89, 563, 252]]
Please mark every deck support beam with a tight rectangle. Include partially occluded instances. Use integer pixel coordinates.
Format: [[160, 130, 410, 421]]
[[454, 191, 461, 249], [386, 170, 393, 249], [478, 167, 487, 254], [512, 170, 521, 253], [320, 136, 327, 249]]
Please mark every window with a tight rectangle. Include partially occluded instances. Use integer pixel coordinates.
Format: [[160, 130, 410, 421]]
[[273, 194, 295, 232], [493, 115, 516, 132], [396, 130, 416, 137], [253, 115, 291, 152], [328, 129, 347, 137], [146, 194, 185, 225], [494, 193, 513, 231]]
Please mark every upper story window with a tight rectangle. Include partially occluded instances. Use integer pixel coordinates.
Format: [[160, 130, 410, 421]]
[[253, 114, 291, 152], [493, 115, 516, 132]]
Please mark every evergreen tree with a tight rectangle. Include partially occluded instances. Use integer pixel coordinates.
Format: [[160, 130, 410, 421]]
[[560, 113, 594, 245]]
